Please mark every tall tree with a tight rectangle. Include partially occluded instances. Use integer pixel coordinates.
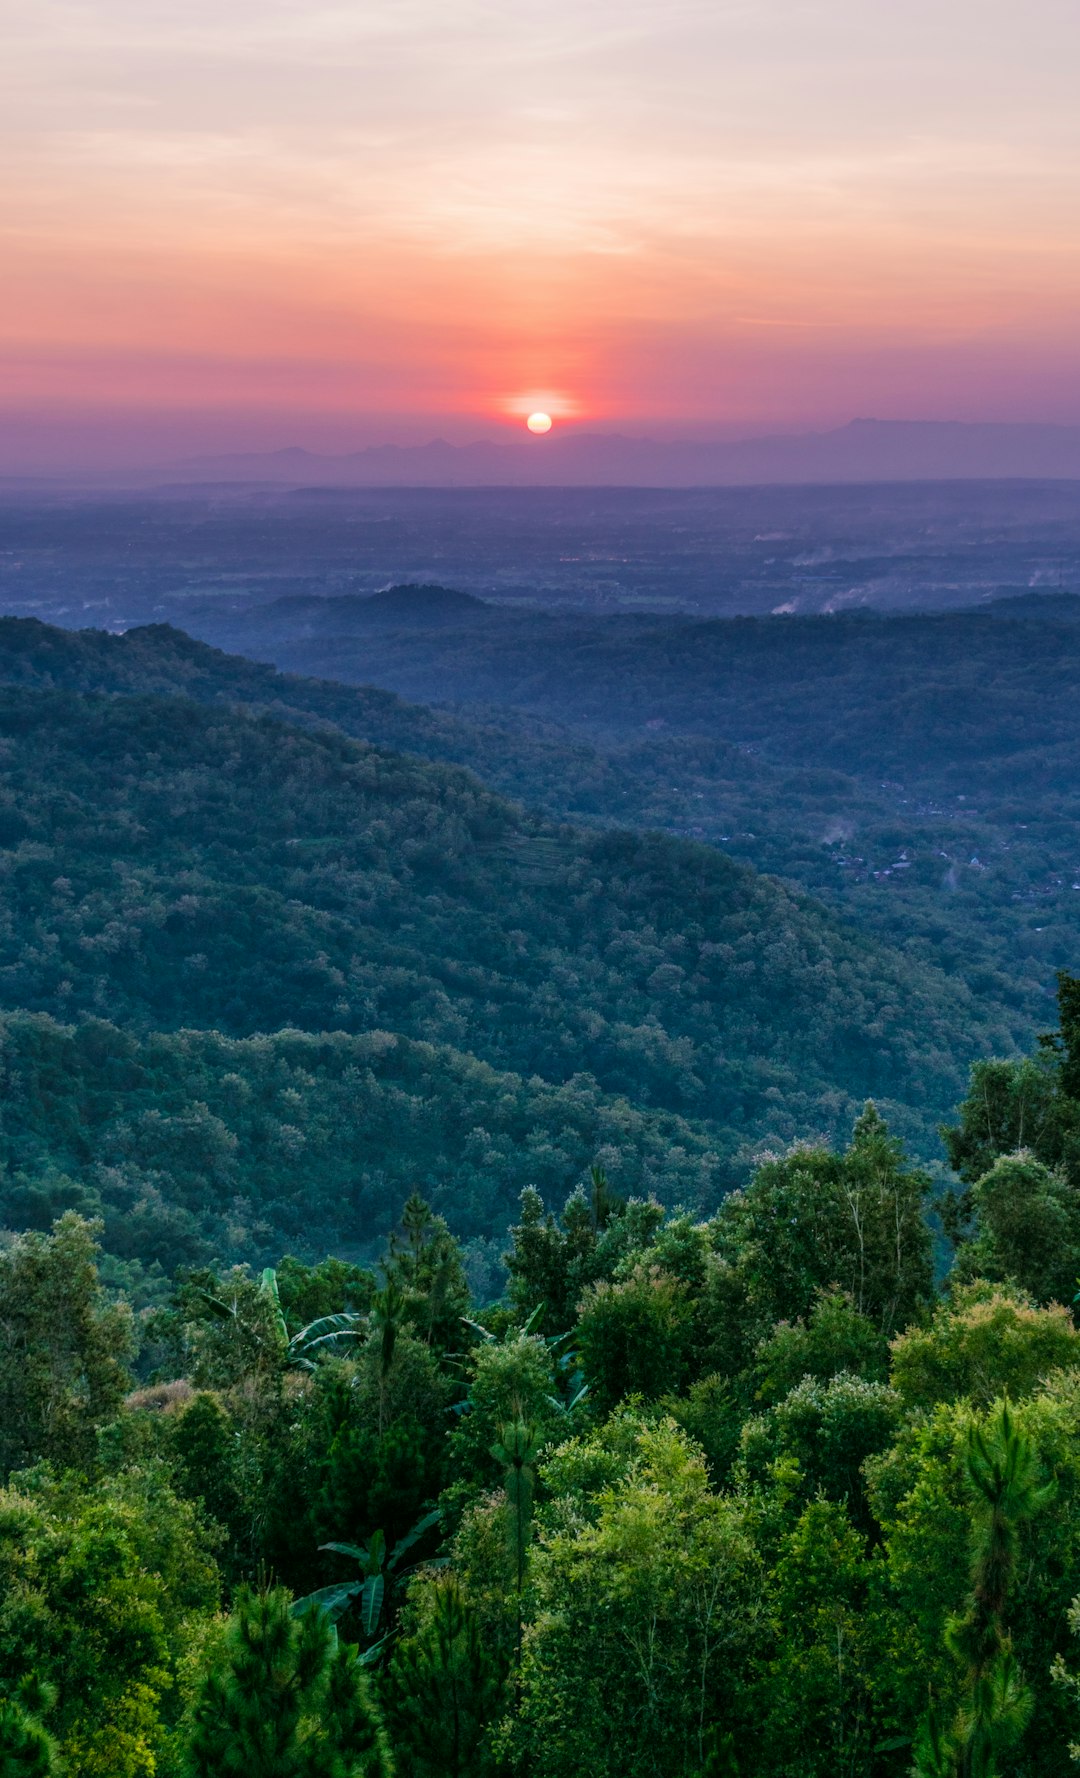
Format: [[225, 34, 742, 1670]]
[[183, 1587, 390, 1778], [0, 1681, 58, 1778], [385, 1572, 501, 1778], [914, 1401, 1054, 1778], [0, 1212, 132, 1479]]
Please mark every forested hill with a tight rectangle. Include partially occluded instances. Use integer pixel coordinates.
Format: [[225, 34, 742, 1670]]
[[185, 595, 1080, 792], [165, 597, 1080, 1029], [0, 680, 1007, 1239], [0, 613, 1071, 1041], [0, 1012, 728, 1281]]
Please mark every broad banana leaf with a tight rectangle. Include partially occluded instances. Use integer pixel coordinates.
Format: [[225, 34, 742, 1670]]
[[387, 1507, 440, 1569], [319, 1540, 371, 1565], [289, 1580, 360, 1623], [360, 1572, 384, 1637]]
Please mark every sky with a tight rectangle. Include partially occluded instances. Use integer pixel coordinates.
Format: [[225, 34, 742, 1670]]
[[4, 0, 1080, 467]]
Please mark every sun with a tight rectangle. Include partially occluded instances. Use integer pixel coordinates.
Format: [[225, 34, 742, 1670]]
[[526, 412, 552, 434]]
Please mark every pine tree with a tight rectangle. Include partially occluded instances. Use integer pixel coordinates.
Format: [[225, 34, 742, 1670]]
[[385, 1573, 501, 1778], [183, 1586, 391, 1778], [0, 1680, 58, 1778], [492, 1419, 540, 1686], [914, 1401, 1054, 1778]]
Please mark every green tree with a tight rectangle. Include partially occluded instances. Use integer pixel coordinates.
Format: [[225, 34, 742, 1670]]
[[737, 1371, 901, 1527], [0, 1212, 133, 1479], [717, 1106, 932, 1336], [576, 1264, 694, 1411], [890, 1281, 1080, 1411], [952, 1155, 1080, 1308], [449, 1329, 564, 1494], [751, 1287, 889, 1404], [516, 1419, 760, 1778], [0, 1680, 58, 1778], [914, 1401, 1054, 1778], [491, 1419, 540, 1680], [943, 1056, 1075, 1190], [761, 1499, 882, 1778], [384, 1571, 501, 1778], [385, 1193, 471, 1350], [0, 1465, 219, 1778], [183, 1587, 390, 1778]]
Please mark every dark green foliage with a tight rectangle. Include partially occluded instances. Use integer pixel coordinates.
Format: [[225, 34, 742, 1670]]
[[738, 1372, 902, 1522], [183, 1586, 390, 1778], [1048, 970, 1080, 1102], [0, 1681, 58, 1778], [955, 1154, 1080, 1306], [0, 1011, 729, 1270], [716, 1104, 934, 1335], [384, 1572, 501, 1778], [0, 1212, 133, 1479], [576, 1265, 695, 1410], [914, 1403, 1054, 1778], [751, 1288, 890, 1404], [162, 599, 1080, 1034], [0, 685, 975, 1147], [0, 638, 1018, 1279]]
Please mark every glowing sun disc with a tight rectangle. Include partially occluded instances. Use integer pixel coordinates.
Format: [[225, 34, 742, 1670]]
[[527, 412, 552, 434]]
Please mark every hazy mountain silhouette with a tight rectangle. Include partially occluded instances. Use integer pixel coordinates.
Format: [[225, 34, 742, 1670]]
[[162, 419, 1080, 489]]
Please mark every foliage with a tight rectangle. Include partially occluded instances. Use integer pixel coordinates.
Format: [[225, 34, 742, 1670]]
[[0, 1465, 219, 1777], [0, 1680, 58, 1778], [715, 1104, 934, 1335], [751, 1287, 890, 1404], [182, 1585, 391, 1778], [0, 664, 1007, 1269], [0, 1212, 133, 1479], [913, 1402, 1054, 1778], [575, 1264, 695, 1410], [383, 1571, 502, 1778], [889, 1281, 1080, 1410], [953, 1153, 1080, 1306], [515, 1418, 761, 1778]]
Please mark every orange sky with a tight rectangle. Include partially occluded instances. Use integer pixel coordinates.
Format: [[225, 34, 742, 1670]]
[[4, 1, 1080, 465]]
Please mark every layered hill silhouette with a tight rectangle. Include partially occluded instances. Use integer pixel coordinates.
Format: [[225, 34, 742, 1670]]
[[0, 619, 1013, 1266], [161, 419, 1080, 488]]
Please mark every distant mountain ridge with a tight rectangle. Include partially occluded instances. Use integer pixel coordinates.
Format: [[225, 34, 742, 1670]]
[[162, 419, 1080, 489]]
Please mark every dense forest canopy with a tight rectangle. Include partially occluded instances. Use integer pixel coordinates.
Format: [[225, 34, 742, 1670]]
[[0, 661, 1007, 1271], [4, 607, 1071, 1029], [176, 597, 1080, 1033], [0, 1012, 732, 1289], [2, 993, 1080, 1776], [0, 608, 1078, 1774], [0, 610, 1064, 1047]]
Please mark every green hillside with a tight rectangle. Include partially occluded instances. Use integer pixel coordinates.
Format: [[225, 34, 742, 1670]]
[[0, 1012, 729, 1279], [0, 613, 1061, 1032], [0, 671, 1010, 1254], [170, 598, 1080, 1022]]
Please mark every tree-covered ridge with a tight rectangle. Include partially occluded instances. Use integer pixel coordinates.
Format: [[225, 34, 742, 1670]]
[[3, 986, 1080, 1777], [179, 596, 1080, 1024], [0, 1012, 731, 1281], [203, 600, 1080, 787], [0, 611, 1074, 1038], [0, 683, 999, 1158]]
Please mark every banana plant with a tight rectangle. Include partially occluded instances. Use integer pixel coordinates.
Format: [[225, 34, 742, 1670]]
[[459, 1303, 589, 1417], [197, 1266, 363, 1372], [292, 1508, 443, 1637], [258, 1267, 365, 1371]]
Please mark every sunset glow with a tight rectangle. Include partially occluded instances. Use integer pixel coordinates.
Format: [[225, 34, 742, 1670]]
[[4, 1, 1080, 469], [527, 413, 553, 434]]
